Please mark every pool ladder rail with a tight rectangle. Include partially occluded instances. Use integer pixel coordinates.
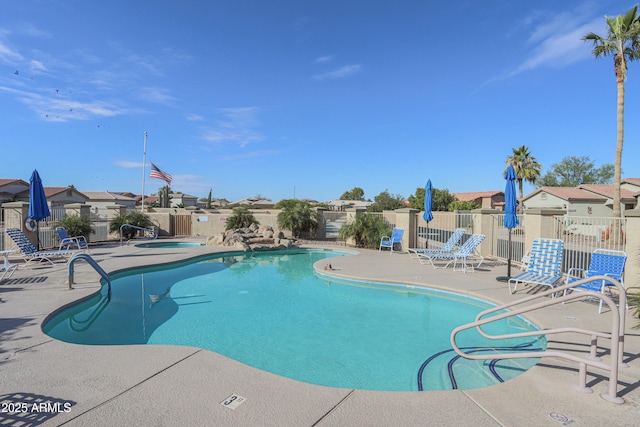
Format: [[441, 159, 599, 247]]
[[450, 276, 628, 404], [119, 223, 158, 245], [68, 253, 111, 294]]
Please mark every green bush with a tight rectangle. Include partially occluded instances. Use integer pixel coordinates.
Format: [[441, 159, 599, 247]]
[[276, 199, 320, 238], [59, 214, 94, 240], [225, 207, 259, 230], [109, 211, 154, 240], [338, 214, 392, 248]]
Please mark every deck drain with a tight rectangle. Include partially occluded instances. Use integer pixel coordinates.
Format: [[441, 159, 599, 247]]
[[549, 412, 574, 425], [220, 394, 246, 410]]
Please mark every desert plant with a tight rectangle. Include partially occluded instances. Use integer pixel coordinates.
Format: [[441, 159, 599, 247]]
[[59, 214, 94, 239], [276, 199, 320, 238], [338, 214, 392, 248], [109, 211, 154, 239], [225, 207, 259, 230]]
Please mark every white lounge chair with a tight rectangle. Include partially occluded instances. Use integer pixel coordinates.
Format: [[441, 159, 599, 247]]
[[508, 238, 564, 295], [6, 228, 78, 265], [417, 234, 485, 273], [408, 228, 466, 259]]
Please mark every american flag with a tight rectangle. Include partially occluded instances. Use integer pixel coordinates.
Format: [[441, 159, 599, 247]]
[[149, 162, 172, 184]]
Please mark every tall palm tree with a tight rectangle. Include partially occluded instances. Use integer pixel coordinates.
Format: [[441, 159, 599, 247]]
[[584, 5, 640, 218], [506, 145, 542, 200]]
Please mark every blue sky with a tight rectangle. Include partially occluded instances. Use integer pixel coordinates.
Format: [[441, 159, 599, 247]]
[[2, 1, 639, 203]]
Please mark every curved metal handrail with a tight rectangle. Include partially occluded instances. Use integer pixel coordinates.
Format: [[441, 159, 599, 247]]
[[68, 253, 111, 294], [450, 275, 626, 404], [119, 224, 158, 245]]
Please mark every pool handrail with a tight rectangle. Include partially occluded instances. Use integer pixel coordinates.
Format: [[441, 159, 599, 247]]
[[450, 275, 626, 404], [119, 224, 158, 245], [68, 253, 111, 294]]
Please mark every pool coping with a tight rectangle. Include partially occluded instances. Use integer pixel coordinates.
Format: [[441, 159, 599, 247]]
[[1, 241, 639, 426]]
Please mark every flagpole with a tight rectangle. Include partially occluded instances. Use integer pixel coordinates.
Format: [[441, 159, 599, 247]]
[[141, 131, 147, 212]]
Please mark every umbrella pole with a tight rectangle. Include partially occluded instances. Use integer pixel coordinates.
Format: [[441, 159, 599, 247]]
[[426, 222, 429, 249], [507, 228, 512, 278]]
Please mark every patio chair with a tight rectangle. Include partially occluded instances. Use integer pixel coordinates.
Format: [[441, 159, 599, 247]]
[[56, 226, 90, 252], [508, 238, 564, 295], [5, 228, 78, 266], [417, 234, 485, 273], [563, 249, 627, 314], [379, 228, 404, 254], [408, 228, 466, 259]]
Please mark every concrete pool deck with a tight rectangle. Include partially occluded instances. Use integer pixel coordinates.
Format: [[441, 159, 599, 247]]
[[1, 241, 639, 426]]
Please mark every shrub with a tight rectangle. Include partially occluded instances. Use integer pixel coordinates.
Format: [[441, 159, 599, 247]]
[[59, 214, 94, 239], [225, 207, 259, 230], [276, 199, 320, 238], [338, 214, 392, 248], [109, 211, 154, 240]]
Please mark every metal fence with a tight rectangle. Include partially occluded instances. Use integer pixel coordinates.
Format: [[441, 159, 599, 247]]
[[492, 213, 526, 268], [554, 215, 627, 273], [415, 211, 473, 249]]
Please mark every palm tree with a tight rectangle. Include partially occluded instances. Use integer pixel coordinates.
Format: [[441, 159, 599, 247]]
[[506, 145, 542, 200], [584, 5, 640, 219]]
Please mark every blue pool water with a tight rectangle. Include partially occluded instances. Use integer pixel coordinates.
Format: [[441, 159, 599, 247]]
[[43, 249, 545, 391], [136, 241, 203, 248]]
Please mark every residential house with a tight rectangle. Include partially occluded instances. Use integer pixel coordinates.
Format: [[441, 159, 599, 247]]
[[169, 193, 198, 208], [327, 200, 373, 211], [82, 192, 138, 218], [522, 182, 638, 216], [0, 179, 29, 204], [452, 191, 505, 210], [231, 197, 276, 209]]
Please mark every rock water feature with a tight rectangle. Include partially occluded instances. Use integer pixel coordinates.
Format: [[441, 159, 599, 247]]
[[207, 223, 293, 252]]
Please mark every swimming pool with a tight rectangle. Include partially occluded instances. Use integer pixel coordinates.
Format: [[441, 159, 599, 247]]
[[43, 249, 545, 391], [136, 241, 203, 248]]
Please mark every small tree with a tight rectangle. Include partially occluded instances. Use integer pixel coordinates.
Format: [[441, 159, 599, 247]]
[[449, 200, 479, 211], [338, 214, 391, 248], [225, 207, 259, 230], [340, 187, 365, 201], [109, 211, 154, 240], [537, 156, 614, 187], [368, 190, 404, 212], [59, 214, 94, 239], [276, 199, 320, 238]]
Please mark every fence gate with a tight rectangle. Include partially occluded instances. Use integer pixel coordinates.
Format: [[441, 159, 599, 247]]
[[170, 214, 192, 236]]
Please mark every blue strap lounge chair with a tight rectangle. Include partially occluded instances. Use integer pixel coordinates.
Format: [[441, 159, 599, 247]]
[[56, 226, 90, 252], [508, 238, 564, 295], [6, 228, 78, 265], [417, 234, 485, 273], [563, 249, 627, 314], [379, 228, 404, 254], [408, 228, 466, 259]]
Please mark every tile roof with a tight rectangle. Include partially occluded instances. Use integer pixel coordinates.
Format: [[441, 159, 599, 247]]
[[577, 184, 636, 201], [453, 191, 503, 201], [525, 187, 604, 201], [82, 191, 138, 201], [0, 178, 28, 187], [622, 177, 640, 186]]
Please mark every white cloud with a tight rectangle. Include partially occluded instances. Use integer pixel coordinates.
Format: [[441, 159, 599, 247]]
[[115, 160, 143, 168], [314, 55, 334, 64], [488, 4, 606, 84], [0, 39, 24, 64], [201, 107, 265, 148], [313, 64, 361, 80], [219, 150, 279, 162], [136, 86, 176, 105]]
